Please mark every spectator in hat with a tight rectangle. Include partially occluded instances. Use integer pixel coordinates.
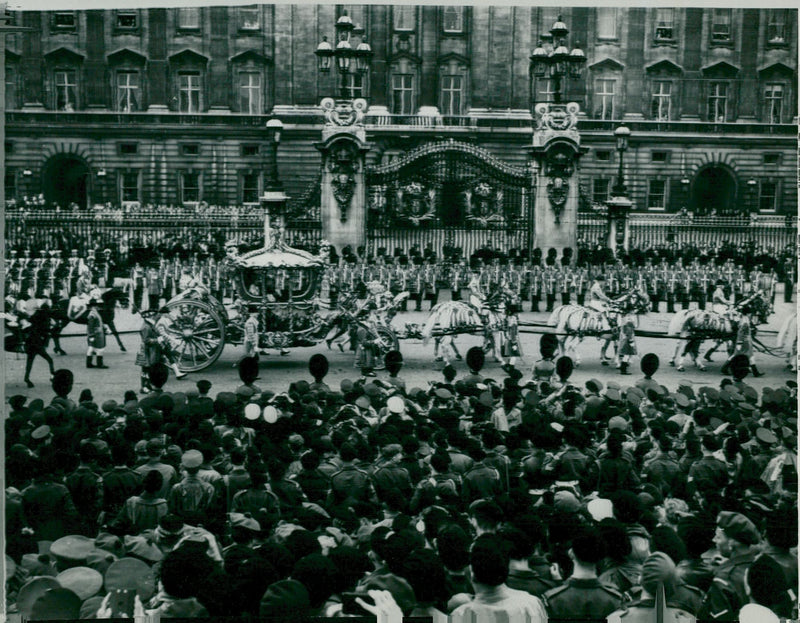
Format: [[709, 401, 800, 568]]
[[222, 447, 252, 510], [231, 468, 281, 534], [21, 454, 79, 541], [291, 451, 329, 506], [676, 518, 716, 593], [114, 469, 168, 534], [328, 442, 374, 508], [643, 435, 682, 498], [596, 431, 640, 497], [168, 450, 217, 527], [687, 435, 729, 502], [372, 444, 413, 506], [699, 511, 762, 620], [741, 554, 796, 620], [134, 438, 176, 500]]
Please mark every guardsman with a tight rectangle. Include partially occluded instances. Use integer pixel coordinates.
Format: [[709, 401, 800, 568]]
[[561, 267, 572, 306], [667, 265, 677, 313], [606, 269, 617, 298], [507, 259, 523, 304], [408, 256, 424, 311], [450, 259, 463, 301], [575, 267, 588, 306], [701, 268, 712, 310], [545, 265, 557, 312], [622, 269, 634, 296], [67, 249, 80, 296], [51, 250, 67, 298], [146, 263, 162, 311], [529, 265, 542, 312], [649, 268, 661, 312], [699, 512, 761, 621], [424, 260, 439, 309], [131, 262, 145, 310], [782, 255, 795, 303]]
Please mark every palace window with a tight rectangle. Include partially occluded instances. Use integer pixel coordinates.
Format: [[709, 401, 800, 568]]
[[55, 70, 78, 111], [535, 77, 556, 105], [655, 8, 675, 41], [767, 9, 789, 44], [440, 75, 464, 116], [758, 181, 777, 212], [652, 151, 669, 163], [597, 8, 618, 40], [647, 180, 667, 210], [442, 6, 464, 33], [241, 144, 260, 157], [594, 78, 616, 120], [711, 9, 732, 42], [5, 169, 17, 203], [592, 179, 610, 204], [181, 144, 200, 156], [239, 71, 262, 114], [115, 10, 138, 30], [595, 150, 612, 161], [242, 172, 261, 204], [52, 11, 76, 30], [120, 171, 141, 204], [763, 153, 780, 165], [343, 73, 365, 99], [177, 7, 200, 30], [116, 70, 141, 112], [5, 64, 17, 110], [393, 6, 415, 31], [764, 83, 784, 124], [178, 71, 202, 113], [238, 6, 260, 31], [707, 82, 728, 122], [119, 143, 138, 155], [180, 172, 201, 204], [651, 80, 672, 120], [392, 73, 415, 115]]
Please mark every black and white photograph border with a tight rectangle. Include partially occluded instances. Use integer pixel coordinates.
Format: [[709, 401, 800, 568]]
[[2, 0, 798, 621]]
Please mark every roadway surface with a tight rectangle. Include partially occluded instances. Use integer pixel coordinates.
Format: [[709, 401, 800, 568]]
[[5, 293, 797, 404]]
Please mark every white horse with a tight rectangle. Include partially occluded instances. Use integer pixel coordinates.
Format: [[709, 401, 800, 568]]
[[547, 290, 651, 366], [422, 287, 515, 365], [777, 312, 797, 372]]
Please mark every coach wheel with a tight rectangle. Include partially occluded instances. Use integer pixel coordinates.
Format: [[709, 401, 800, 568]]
[[163, 299, 226, 372]]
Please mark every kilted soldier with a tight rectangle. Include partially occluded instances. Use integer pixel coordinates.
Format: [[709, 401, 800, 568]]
[[86, 298, 108, 369]]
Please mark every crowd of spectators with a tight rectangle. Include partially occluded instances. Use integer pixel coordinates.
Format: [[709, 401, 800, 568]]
[[4, 342, 797, 621]]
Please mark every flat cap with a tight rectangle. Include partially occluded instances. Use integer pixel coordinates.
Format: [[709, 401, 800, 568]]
[[230, 512, 261, 532], [56, 567, 103, 601], [756, 427, 778, 445], [718, 511, 760, 545], [181, 449, 203, 469], [50, 535, 95, 563]]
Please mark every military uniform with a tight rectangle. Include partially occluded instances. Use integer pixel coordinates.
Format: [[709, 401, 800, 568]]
[[328, 464, 373, 507], [698, 550, 759, 620], [607, 599, 696, 623], [543, 577, 623, 619], [462, 461, 502, 504]]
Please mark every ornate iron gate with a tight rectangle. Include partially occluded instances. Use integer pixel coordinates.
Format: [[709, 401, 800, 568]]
[[366, 140, 532, 259]]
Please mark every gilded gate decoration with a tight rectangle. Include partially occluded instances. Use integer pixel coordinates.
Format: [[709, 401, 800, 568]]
[[366, 140, 532, 257]]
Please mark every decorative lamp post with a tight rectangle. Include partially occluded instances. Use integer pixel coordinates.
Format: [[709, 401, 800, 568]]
[[262, 118, 289, 247], [530, 15, 586, 104], [606, 125, 633, 254], [316, 12, 372, 100]]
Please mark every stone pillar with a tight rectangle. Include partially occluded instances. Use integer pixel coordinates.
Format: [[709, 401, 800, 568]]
[[316, 98, 371, 254], [528, 102, 587, 264]]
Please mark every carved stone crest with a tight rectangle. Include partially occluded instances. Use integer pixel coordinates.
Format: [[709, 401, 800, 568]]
[[320, 97, 368, 127], [327, 141, 360, 222], [547, 177, 568, 224]]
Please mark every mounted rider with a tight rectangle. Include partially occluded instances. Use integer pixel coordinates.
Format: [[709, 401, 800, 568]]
[[711, 279, 734, 315], [67, 261, 97, 319], [587, 274, 614, 315]]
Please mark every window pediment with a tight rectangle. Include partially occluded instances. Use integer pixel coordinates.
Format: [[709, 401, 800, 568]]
[[437, 52, 470, 68], [645, 59, 683, 75], [701, 61, 739, 77], [44, 46, 85, 65], [107, 48, 147, 66], [758, 62, 794, 78], [230, 50, 272, 65], [168, 49, 209, 67], [588, 57, 625, 72], [389, 51, 422, 66]]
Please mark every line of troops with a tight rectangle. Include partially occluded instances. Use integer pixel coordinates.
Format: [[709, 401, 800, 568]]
[[5, 249, 785, 314], [321, 259, 782, 314]]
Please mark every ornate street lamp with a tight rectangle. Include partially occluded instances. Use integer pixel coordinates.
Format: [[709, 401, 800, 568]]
[[607, 125, 633, 253], [316, 11, 372, 100], [530, 15, 586, 104], [262, 118, 288, 245], [612, 124, 630, 196]]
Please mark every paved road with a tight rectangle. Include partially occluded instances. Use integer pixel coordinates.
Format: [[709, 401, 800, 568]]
[[5, 295, 796, 404]]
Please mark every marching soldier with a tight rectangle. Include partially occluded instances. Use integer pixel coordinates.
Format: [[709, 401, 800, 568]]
[[667, 266, 677, 313], [424, 261, 440, 309], [131, 262, 145, 310], [701, 268, 712, 311], [146, 263, 162, 311]]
